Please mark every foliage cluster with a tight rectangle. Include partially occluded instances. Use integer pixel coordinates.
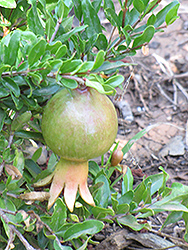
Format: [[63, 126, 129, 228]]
[[0, 0, 186, 249]]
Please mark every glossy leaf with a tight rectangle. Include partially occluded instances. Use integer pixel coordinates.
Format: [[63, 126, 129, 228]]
[[2, 77, 20, 97], [14, 130, 44, 142], [27, 0, 44, 36], [53, 241, 72, 250], [11, 111, 32, 131], [25, 159, 42, 178], [92, 206, 114, 220], [61, 78, 78, 89], [165, 3, 180, 25], [94, 174, 111, 207], [58, 26, 87, 43], [63, 220, 104, 241], [28, 39, 46, 67], [72, 0, 82, 21], [85, 79, 113, 95], [154, 1, 180, 27], [122, 167, 133, 194], [60, 59, 82, 74], [0, 108, 6, 132], [118, 214, 147, 231], [55, 45, 67, 59], [82, 0, 102, 38], [132, 25, 155, 48], [104, 75, 124, 88], [91, 50, 105, 71], [4, 31, 21, 66], [13, 149, 25, 175], [133, 0, 145, 13], [162, 211, 183, 229], [0, 0, 16, 8]]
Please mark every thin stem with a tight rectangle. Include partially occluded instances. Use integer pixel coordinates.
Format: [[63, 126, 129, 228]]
[[106, 42, 148, 60], [0, 132, 14, 176], [0, 209, 36, 250], [122, 0, 128, 28], [49, 18, 62, 43]]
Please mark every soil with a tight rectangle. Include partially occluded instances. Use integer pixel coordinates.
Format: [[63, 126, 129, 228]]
[[93, 0, 188, 249]]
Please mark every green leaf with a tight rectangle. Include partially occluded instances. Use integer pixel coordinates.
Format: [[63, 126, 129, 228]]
[[165, 3, 180, 25], [91, 50, 105, 71], [154, 1, 180, 27], [60, 59, 82, 74], [58, 26, 87, 43], [4, 31, 21, 66], [25, 159, 42, 178], [63, 220, 104, 241], [0, 87, 9, 98], [73, 61, 94, 74], [117, 214, 147, 231], [55, 45, 67, 59], [95, 33, 108, 50], [85, 79, 112, 95], [95, 61, 132, 74], [46, 41, 62, 54], [14, 130, 44, 143], [0, 0, 16, 8], [92, 206, 114, 220], [104, 8, 121, 27], [2, 77, 20, 97], [133, 0, 145, 13], [54, 241, 72, 250], [94, 174, 111, 207], [0, 108, 6, 132], [13, 149, 25, 175], [82, 0, 102, 38], [162, 211, 183, 230], [61, 78, 78, 89], [72, 0, 82, 21], [122, 167, 133, 194], [11, 111, 32, 131], [51, 198, 67, 232], [132, 25, 155, 48], [28, 39, 46, 67], [104, 75, 124, 88], [32, 147, 42, 162], [147, 14, 156, 25], [27, 0, 44, 36]]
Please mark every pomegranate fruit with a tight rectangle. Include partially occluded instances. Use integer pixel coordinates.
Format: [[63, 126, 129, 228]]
[[41, 87, 118, 211]]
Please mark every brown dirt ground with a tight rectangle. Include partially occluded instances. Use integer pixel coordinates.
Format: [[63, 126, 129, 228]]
[[93, 0, 188, 249]]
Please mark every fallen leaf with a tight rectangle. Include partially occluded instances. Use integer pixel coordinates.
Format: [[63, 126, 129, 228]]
[[5, 164, 22, 180], [19, 191, 50, 202]]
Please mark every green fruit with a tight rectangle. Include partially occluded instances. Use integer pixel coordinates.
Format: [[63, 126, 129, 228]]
[[42, 87, 117, 160], [41, 87, 118, 211]]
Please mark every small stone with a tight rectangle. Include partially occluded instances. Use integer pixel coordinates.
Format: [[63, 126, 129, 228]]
[[149, 41, 160, 49]]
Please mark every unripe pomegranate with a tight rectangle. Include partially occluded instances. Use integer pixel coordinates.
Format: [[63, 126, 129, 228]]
[[111, 149, 124, 166], [41, 87, 118, 211]]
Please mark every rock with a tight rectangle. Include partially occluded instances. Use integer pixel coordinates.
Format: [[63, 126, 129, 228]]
[[115, 100, 134, 123], [159, 136, 185, 158]]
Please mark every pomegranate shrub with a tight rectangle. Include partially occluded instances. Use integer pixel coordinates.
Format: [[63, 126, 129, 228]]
[[41, 87, 118, 211]]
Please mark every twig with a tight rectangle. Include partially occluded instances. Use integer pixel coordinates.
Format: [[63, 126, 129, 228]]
[[122, 0, 128, 28], [149, 228, 188, 249], [156, 82, 178, 107], [28, 210, 63, 248], [49, 18, 62, 43], [0, 133, 14, 176], [0, 208, 36, 250]]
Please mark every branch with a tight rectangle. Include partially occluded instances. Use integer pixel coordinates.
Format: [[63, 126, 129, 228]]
[[0, 208, 36, 250], [49, 18, 62, 43], [0, 133, 14, 176]]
